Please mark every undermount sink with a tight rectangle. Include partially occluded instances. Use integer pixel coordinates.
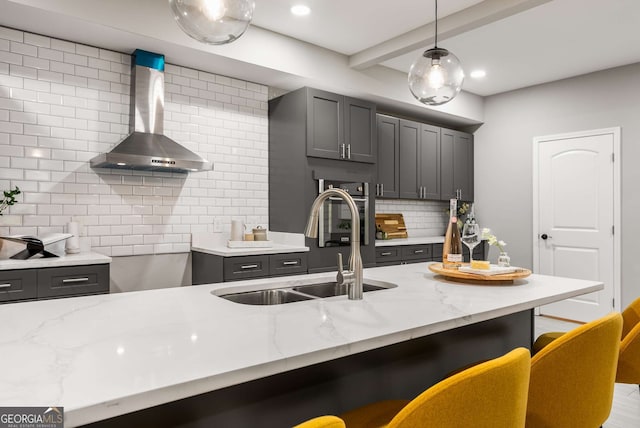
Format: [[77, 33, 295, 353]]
[[220, 289, 313, 305], [215, 279, 397, 305], [292, 281, 392, 298]]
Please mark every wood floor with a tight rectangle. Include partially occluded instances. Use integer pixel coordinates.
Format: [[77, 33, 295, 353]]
[[534, 315, 640, 428]]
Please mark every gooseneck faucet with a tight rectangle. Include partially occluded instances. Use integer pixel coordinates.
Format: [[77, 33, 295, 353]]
[[305, 188, 363, 300]]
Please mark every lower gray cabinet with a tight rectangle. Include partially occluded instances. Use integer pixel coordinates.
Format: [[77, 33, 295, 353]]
[[0, 269, 37, 302], [37, 265, 109, 299], [0, 264, 110, 304], [191, 251, 309, 285], [375, 243, 438, 266]]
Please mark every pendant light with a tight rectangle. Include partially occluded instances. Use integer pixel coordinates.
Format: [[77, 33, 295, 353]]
[[169, 0, 255, 45], [408, 0, 464, 106]]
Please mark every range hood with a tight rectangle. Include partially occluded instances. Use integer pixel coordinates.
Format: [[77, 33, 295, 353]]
[[91, 50, 212, 173]]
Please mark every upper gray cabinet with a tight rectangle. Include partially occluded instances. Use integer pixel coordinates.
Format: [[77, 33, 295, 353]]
[[375, 114, 400, 198], [398, 119, 440, 200], [306, 88, 376, 163], [440, 128, 474, 201]]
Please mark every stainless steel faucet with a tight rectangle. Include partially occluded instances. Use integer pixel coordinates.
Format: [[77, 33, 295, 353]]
[[305, 188, 363, 300]]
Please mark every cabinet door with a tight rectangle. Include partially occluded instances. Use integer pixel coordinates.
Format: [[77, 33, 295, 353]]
[[192, 251, 224, 285], [419, 124, 440, 200], [345, 97, 376, 163], [453, 131, 474, 201], [306, 88, 343, 160], [376, 115, 400, 198], [399, 119, 421, 199], [441, 128, 474, 201]]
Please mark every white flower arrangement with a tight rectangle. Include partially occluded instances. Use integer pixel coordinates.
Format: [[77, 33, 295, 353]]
[[481, 228, 507, 253]]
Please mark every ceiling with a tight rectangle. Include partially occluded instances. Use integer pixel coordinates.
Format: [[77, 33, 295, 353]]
[[1, 0, 639, 124], [252, 0, 640, 96]]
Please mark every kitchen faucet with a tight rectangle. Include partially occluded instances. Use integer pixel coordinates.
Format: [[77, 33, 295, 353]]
[[305, 188, 363, 300]]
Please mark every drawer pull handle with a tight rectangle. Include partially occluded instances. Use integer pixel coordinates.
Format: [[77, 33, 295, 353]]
[[282, 261, 299, 266], [414, 250, 424, 254], [0, 283, 12, 289], [240, 264, 259, 270], [62, 277, 90, 284], [380, 252, 392, 256]]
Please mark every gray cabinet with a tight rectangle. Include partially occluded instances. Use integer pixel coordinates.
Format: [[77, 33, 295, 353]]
[[375, 114, 400, 198], [398, 120, 440, 200], [375, 241, 487, 266], [0, 264, 109, 303], [192, 251, 308, 285], [441, 128, 474, 201], [307, 88, 376, 163]]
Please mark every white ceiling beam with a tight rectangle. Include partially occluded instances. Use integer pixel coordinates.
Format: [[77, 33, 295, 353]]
[[349, 0, 553, 70]]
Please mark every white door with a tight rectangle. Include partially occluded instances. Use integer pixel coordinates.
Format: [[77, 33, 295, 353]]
[[533, 128, 620, 323]]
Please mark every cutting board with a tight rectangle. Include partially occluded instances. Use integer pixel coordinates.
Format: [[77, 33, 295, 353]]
[[375, 213, 408, 239]]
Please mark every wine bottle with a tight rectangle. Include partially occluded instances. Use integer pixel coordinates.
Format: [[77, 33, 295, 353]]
[[443, 198, 463, 269]]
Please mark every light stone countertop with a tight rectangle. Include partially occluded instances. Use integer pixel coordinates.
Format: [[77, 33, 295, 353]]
[[0, 262, 602, 426], [0, 251, 111, 271]]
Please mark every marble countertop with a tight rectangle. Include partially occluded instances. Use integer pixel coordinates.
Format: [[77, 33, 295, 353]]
[[0, 263, 602, 427], [0, 252, 111, 271], [191, 231, 309, 256], [375, 236, 445, 246]]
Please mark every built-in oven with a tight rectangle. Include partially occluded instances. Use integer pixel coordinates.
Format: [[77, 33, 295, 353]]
[[317, 178, 369, 247]]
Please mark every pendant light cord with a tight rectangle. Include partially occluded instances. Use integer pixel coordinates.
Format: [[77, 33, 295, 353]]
[[434, 0, 438, 48]]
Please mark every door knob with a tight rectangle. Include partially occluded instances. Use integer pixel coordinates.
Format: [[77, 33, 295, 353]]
[[540, 233, 551, 240]]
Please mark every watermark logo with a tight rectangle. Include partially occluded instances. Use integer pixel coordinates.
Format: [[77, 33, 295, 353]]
[[0, 407, 63, 428]]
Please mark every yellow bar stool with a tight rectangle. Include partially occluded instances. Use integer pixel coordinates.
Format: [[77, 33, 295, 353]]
[[338, 347, 531, 428], [293, 415, 345, 428], [527, 312, 623, 428], [534, 297, 640, 389]]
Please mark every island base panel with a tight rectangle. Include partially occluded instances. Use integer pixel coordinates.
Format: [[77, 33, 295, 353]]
[[83, 310, 533, 428]]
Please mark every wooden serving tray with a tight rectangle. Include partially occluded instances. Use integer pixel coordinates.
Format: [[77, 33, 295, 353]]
[[428, 262, 531, 284]]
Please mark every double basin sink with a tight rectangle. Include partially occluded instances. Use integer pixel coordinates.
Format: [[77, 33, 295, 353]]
[[213, 280, 397, 305]]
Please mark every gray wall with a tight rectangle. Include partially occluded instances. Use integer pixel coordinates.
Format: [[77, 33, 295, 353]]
[[474, 62, 640, 308]]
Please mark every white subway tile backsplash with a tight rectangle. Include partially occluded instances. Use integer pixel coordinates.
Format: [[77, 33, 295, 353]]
[[1, 26, 268, 256]]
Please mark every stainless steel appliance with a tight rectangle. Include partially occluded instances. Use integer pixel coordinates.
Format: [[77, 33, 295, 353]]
[[317, 179, 369, 247]]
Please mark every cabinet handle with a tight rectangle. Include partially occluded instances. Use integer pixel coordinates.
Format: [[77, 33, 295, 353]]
[[340, 143, 346, 159], [62, 277, 89, 284], [414, 249, 424, 254], [376, 183, 380, 196], [380, 252, 392, 256], [0, 283, 12, 289], [282, 261, 299, 266], [346, 144, 351, 159], [240, 264, 259, 269], [381, 183, 384, 196]]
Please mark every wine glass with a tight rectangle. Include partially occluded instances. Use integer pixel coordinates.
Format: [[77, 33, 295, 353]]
[[462, 222, 481, 263]]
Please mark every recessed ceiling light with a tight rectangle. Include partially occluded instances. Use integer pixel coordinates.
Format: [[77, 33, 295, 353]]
[[470, 70, 486, 79], [291, 4, 311, 16]]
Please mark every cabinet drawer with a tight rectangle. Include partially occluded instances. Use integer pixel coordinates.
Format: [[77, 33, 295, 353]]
[[37, 264, 109, 299], [0, 269, 37, 303], [223, 255, 269, 282], [375, 247, 402, 263], [402, 245, 432, 261], [269, 253, 308, 277]]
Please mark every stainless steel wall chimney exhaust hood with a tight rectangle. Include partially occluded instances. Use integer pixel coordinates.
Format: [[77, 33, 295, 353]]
[[91, 50, 212, 173]]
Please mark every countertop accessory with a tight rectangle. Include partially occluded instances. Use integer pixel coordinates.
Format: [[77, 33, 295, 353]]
[[230, 219, 245, 242], [375, 213, 408, 239], [65, 221, 80, 254], [1, 233, 72, 259], [428, 262, 531, 284], [252, 226, 267, 241]]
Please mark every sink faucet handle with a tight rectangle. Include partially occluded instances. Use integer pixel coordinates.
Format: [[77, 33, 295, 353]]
[[336, 252, 354, 287], [337, 253, 344, 273]]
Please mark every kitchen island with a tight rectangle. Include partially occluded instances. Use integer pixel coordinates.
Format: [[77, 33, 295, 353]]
[[0, 262, 602, 427]]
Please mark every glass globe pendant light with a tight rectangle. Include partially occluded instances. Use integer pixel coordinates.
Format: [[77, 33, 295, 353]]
[[408, 0, 464, 106], [169, 0, 255, 45]]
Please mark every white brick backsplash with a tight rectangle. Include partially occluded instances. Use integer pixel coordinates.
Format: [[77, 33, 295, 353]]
[[1, 26, 268, 256]]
